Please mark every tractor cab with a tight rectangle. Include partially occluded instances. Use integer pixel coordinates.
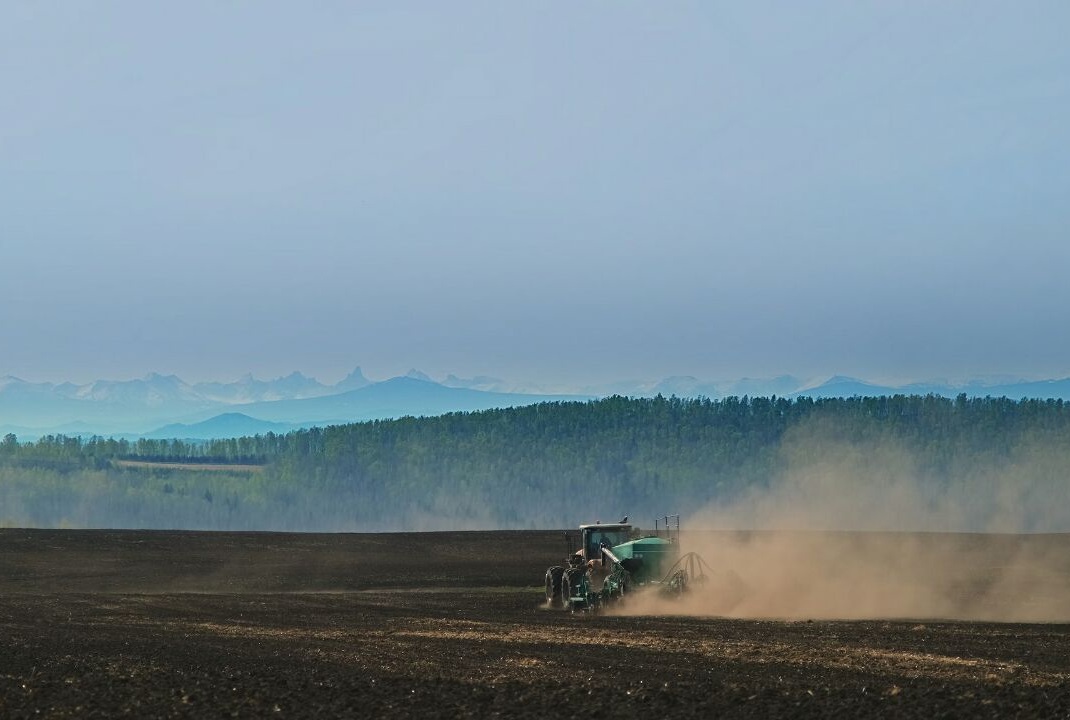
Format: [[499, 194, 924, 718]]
[[577, 523, 632, 565]]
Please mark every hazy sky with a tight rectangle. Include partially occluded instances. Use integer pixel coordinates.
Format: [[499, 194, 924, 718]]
[[2, 2, 1068, 387]]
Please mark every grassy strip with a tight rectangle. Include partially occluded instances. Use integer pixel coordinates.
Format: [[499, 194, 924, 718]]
[[112, 459, 264, 473]]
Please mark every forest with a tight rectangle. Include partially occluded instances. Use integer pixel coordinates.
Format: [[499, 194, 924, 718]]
[[1, 394, 1068, 532]]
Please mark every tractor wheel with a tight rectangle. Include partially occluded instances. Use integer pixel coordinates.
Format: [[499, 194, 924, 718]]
[[545, 566, 564, 607], [561, 568, 579, 607]]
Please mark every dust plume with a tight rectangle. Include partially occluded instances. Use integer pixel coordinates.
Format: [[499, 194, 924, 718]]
[[620, 420, 1070, 622]]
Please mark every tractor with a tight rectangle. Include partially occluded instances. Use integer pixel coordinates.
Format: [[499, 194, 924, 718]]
[[544, 514, 716, 613]]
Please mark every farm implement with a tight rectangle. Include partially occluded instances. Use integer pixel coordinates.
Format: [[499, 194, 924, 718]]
[[545, 515, 722, 613]]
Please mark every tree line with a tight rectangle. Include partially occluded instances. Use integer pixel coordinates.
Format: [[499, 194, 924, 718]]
[[1, 394, 1068, 530]]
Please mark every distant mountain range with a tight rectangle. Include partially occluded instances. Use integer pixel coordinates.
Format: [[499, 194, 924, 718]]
[[3, 368, 1070, 441], [787, 375, 1070, 401], [0, 369, 588, 440], [143, 413, 303, 440]]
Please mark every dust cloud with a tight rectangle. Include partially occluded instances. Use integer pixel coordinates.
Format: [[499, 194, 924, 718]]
[[621, 421, 1070, 622]]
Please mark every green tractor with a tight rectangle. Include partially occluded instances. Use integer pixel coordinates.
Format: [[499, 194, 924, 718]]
[[545, 515, 716, 613]]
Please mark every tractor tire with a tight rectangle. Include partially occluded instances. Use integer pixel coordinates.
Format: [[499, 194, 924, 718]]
[[545, 566, 564, 607], [561, 567, 578, 605]]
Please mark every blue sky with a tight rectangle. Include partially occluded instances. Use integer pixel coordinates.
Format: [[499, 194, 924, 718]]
[[1, 2, 1068, 386]]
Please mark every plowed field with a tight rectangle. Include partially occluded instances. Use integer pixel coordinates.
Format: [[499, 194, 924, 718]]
[[2, 529, 1068, 718]]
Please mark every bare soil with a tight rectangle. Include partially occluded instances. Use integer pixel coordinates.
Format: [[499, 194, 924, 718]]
[[1, 529, 1068, 718]]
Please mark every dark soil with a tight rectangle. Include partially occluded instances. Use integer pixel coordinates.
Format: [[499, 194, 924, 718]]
[[1, 529, 1068, 718]]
